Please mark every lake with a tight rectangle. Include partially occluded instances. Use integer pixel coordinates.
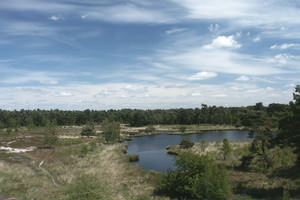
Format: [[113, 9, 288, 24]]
[[124, 130, 253, 173]]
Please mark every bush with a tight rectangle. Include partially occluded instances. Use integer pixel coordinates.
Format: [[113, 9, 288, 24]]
[[44, 123, 58, 146], [222, 138, 232, 160], [102, 120, 120, 143], [65, 174, 107, 200], [179, 137, 194, 149], [179, 126, 186, 133], [145, 125, 155, 133], [156, 152, 231, 200], [127, 154, 139, 162], [80, 125, 96, 137]]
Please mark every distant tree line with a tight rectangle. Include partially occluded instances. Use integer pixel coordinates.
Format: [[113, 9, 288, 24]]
[[0, 103, 289, 129]]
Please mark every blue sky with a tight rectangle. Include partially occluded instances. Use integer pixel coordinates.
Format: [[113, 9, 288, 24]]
[[0, 0, 300, 110]]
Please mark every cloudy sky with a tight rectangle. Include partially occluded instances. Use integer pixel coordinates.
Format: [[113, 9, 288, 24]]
[[1, 0, 300, 110]]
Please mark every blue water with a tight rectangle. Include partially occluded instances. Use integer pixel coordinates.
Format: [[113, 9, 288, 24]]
[[124, 130, 252, 173]]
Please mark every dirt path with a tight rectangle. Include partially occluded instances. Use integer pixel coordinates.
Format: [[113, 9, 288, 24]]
[[39, 160, 60, 187]]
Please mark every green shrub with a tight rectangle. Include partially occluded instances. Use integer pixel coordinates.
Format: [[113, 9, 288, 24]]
[[65, 174, 108, 200], [127, 154, 139, 162], [222, 138, 232, 160], [156, 152, 232, 200], [80, 125, 96, 137], [179, 137, 194, 149]]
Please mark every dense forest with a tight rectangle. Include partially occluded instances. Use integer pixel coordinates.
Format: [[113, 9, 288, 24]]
[[0, 102, 289, 129]]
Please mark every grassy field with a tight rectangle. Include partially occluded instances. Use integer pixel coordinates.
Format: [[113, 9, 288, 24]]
[[0, 127, 168, 200]]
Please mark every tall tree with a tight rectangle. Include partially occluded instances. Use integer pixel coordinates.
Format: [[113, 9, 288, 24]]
[[278, 86, 300, 161]]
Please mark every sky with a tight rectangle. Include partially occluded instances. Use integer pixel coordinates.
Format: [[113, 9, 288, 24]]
[[0, 0, 300, 110]]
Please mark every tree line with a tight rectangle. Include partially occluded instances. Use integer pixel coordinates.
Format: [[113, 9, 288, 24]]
[[0, 102, 289, 129]]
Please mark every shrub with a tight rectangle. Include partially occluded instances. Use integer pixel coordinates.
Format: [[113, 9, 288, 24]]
[[156, 152, 231, 200], [44, 123, 58, 146], [222, 138, 232, 160], [80, 125, 96, 137], [179, 137, 194, 149], [127, 154, 139, 162], [102, 120, 120, 143], [179, 126, 186, 133], [145, 125, 155, 133]]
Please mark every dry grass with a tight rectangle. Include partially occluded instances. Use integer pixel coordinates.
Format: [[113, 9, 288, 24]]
[[0, 135, 168, 200]]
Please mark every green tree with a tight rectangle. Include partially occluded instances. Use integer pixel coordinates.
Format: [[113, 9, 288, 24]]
[[278, 85, 300, 162], [222, 138, 232, 160], [102, 120, 120, 143], [157, 152, 231, 200]]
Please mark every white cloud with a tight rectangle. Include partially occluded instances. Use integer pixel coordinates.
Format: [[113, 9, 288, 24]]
[[49, 15, 60, 21], [0, 83, 293, 110], [253, 36, 261, 42], [208, 24, 219, 32], [204, 35, 241, 49], [165, 28, 187, 35], [236, 75, 250, 81], [270, 43, 297, 50], [188, 72, 217, 80], [267, 54, 293, 65]]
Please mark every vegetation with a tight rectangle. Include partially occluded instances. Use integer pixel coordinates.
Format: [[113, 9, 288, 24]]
[[156, 152, 231, 200], [65, 174, 107, 200], [44, 123, 58, 146], [0, 102, 289, 129], [179, 137, 194, 149], [127, 154, 139, 162], [222, 138, 232, 160], [102, 120, 120, 143], [199, 139, 208, 152], [80, 124, 96, 137]]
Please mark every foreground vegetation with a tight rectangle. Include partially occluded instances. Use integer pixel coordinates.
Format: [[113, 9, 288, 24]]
[[0, 134, 165, 200]]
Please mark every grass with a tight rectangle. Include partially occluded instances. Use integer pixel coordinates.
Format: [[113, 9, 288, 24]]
[[0, 127, 169, 200]]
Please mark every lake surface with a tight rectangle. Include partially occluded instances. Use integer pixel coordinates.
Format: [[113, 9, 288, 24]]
[[124, 130, 253, 173]]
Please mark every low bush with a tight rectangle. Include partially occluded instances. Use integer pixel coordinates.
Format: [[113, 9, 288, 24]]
[[127, 154, 139, 162], [179, 137, 194, 149]]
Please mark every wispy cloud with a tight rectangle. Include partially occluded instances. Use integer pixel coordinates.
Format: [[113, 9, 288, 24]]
[[270, 43, 298, 50], [165, 28, 187, 35], [187, 72, 218, 80]]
